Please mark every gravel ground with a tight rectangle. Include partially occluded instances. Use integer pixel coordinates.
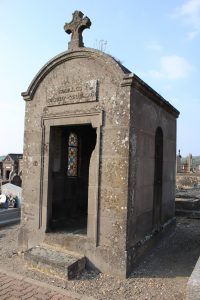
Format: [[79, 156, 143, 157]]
[[0, 216, 200, 300]]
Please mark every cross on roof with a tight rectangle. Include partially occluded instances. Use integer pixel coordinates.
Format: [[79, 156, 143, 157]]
[[64, 11, 91, 51]]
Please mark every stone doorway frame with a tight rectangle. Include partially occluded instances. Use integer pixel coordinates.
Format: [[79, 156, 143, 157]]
[[40, 111, 103, 246]]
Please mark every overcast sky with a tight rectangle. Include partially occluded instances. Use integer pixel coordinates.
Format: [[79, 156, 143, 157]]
[[0, 0, 200, 156]]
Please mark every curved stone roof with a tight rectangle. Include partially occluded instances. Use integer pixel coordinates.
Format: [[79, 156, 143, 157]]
[[21, 48, 131, 102], [21, 47, 179, 118]]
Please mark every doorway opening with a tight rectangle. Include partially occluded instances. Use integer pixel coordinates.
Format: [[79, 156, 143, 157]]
[[47, 124, 96, 234], [153, 127, 163, 230], [6, 170, 11, 180]]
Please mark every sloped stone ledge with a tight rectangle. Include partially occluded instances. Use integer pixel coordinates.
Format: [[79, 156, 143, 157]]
[[187, 256, 200, 300]]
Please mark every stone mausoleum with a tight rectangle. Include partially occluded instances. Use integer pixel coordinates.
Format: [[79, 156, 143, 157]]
[[19, 11, 179, 278]]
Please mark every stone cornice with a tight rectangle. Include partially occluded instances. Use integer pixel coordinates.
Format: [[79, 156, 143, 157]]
[[121, 73, 180, 118]]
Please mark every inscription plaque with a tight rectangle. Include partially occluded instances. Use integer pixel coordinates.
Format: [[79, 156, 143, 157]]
[[47, 79, 98, 106]]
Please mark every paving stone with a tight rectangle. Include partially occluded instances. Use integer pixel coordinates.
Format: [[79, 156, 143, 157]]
[[0, 272, 80, 300]]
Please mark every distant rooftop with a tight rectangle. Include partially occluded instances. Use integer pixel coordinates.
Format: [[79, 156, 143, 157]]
[[8, 153, 23, 161], [0, 156, 6, 162], [0, 154, 23, 162]]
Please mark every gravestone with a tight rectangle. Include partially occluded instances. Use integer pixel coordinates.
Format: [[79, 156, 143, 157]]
[[18, 11, 179, 278]]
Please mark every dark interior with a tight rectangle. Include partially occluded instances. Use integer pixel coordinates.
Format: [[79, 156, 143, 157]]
[[6, 170, 10, 180], [48, 124, 96, 234]]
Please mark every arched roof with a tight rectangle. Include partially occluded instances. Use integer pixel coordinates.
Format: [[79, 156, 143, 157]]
[[21, 48, 131, 101]]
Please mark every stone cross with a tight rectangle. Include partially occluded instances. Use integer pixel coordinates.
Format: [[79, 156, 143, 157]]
[[64, 11, 91, 51]]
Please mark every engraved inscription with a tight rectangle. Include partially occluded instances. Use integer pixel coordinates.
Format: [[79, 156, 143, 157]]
[[47, 80, 98, 106]]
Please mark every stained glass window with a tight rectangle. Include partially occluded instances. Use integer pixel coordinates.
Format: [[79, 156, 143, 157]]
[[68, 132, 78, 147], [67, 132, 78, 176]]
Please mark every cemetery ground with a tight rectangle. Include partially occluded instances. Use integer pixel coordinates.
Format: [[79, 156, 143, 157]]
[[0, 215, 200, 300]]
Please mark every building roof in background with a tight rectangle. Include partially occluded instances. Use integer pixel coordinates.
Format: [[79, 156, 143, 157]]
[[0, 156, 6, 162], [1, 154, 23, 162], [8, 154, 23, 161]]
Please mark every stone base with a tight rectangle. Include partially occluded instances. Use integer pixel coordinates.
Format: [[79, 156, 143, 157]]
[[126, 217, 176, 277], [176, 198, 200, 210], [24, 244, 86, 280], [44, 232, 88, 253], [23, 218, 176, 279], [175, 197, 200, 218], [176, 209, 200, 218], [44, 232, 127, 278]]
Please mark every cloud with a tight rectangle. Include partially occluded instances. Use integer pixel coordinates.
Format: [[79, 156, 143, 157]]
[[174, 0, 200, 39], [148, 70, 164, 80], [188, 30, 200, 39], [149, 55, 192, 80], [146, 41, 162, 51], [163, 84, 172, 91]]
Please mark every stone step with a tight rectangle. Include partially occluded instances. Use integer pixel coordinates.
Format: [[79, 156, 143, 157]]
[[175, 198, 200, 210], [24, 245, 86, 280], [175, 209, 200, 219], [44, 232, 87, 253]]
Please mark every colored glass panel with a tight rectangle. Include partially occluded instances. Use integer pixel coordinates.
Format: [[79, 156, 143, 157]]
[[68, 132, 78, 147], [67, 132, 78, 177]]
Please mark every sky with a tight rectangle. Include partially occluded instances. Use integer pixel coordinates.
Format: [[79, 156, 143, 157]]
[[0, 0, 200, 157]]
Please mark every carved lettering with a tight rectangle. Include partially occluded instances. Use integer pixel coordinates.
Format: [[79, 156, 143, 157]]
[[47, 80, 98, 106]]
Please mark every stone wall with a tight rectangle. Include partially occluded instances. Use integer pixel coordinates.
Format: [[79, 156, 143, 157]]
[[19, 48, 131, 277], [127, 87, 176, 246]]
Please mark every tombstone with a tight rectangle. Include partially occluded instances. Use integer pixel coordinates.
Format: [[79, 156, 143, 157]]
[[18, 11, 179, 278], [11, 174, 22, 187], [176, 149, 182, 173]]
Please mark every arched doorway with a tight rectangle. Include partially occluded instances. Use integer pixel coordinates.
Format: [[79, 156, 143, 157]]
[[153, 127, 163, 230]]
